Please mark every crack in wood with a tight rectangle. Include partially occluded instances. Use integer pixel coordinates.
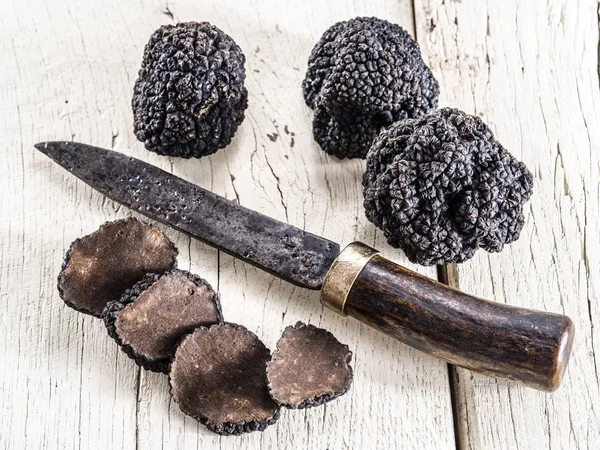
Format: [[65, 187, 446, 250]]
[[162, 2, 174, 21], [598, 0, 600, 89], [264, 153, 289, 222], [134, 368, 142, 450], [437, 264, 463, 450]]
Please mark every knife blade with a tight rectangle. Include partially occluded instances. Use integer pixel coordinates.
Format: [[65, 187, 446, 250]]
[[36, 141, 574, 391], [35, 141, 339, 289]]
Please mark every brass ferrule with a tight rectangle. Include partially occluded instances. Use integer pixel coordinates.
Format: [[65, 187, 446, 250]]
[[320, 242, 379, 315]]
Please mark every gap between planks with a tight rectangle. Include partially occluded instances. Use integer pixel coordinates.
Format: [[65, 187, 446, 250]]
[[410, 0, 463, 446], [437, 264, 464, 450]]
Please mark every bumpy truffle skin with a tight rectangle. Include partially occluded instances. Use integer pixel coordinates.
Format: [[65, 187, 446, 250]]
[[302, 17, 439, 159], [132, 22, 248, 158], [103, 269, 223, 373], [363, 108, 534, 265]]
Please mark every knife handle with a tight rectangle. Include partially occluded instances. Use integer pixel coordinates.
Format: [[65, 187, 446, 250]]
[[321, 242, 574, 391]]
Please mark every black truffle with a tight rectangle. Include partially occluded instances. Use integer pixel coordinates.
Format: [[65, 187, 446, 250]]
[[363, 108, 534, 265], [103, 269, 222, 373], [132, 22, 248, 158], [169, 323, 280, 435], [302, 17, 439, 159], [58, 218, 178, 317], [266, 322, 353, 409]]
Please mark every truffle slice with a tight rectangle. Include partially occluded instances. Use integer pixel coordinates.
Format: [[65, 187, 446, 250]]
[[132, 22, 248, 158], [103, 270, 222, 373], [169, 323, 280, 435], [266, 322, 353, 409], [58, 218, 178, 317]]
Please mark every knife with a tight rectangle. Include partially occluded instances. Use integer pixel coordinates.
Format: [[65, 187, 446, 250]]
[[35, 141, 574, 392]]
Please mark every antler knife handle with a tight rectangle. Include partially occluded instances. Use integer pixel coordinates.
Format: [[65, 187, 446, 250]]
[[321, 242, 574, 391]]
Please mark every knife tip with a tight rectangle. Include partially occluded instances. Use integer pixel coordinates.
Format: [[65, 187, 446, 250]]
[[34, 141, 57, 153], [34, 141, 68, 160], [34, 141, 48, 151]]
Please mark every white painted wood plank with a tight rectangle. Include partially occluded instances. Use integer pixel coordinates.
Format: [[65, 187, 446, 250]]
[[1, 1, 455, 449], [415, 1, 600, 449], [135, 1, 454, 449]]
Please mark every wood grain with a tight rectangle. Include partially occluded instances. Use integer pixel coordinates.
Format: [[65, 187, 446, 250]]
[[1, 1, 454, 449], [345, 254, 574, 391], [414, 0, 600, 448]]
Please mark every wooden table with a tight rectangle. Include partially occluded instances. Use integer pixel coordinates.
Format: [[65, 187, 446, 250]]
[[1, 1, 598, 449]]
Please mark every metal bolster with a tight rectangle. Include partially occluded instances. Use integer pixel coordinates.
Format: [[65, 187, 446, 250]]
[[320, 242, 379, 315]]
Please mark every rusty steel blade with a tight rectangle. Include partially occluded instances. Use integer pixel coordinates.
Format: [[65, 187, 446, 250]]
[[35, 141, 340, 289]]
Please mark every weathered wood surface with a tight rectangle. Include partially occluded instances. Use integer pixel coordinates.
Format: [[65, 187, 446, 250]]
[[0, 0, 597, 449], [415, 0, 600, 449], [0, 1, 452, 449]]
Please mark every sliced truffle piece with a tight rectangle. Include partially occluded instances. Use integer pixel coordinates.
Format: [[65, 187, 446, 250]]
[[58, 218, 178, 317], [266, 322, 353, 409], [132, 22, 248, 158], [302, 16, 439, 159], [363, 107, 534, 265], [169, 323, 280, 435], [103, 269, 222, 373]]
